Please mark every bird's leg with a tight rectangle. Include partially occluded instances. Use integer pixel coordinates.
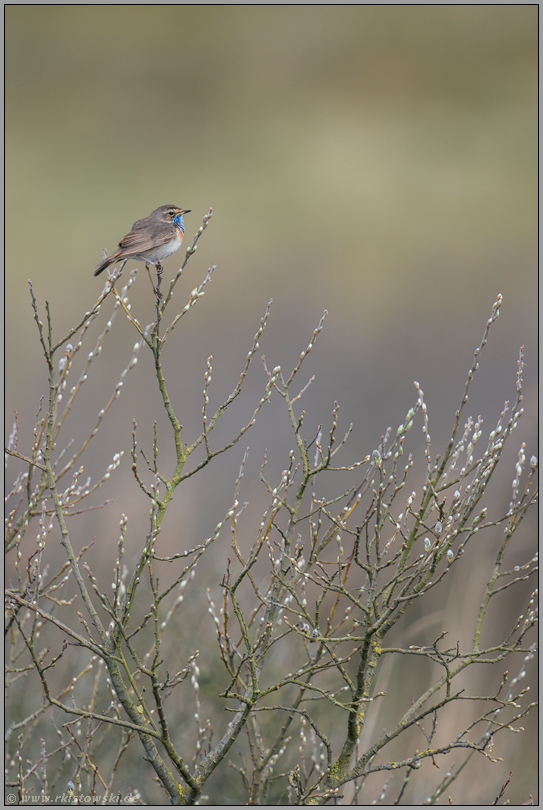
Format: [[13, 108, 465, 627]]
[[145, 262, 163, 300], [145, 262, 155, 292], [155, 263, 164, 301]]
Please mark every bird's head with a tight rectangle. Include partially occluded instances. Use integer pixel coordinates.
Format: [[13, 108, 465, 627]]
[[156, 205, 192, 232]]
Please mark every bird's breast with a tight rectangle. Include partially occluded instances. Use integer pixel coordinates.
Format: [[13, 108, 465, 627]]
[[148, 230, 183, 262]]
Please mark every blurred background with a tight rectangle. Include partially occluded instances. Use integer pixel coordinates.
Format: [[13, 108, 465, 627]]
[[5, 6, 537, 805]]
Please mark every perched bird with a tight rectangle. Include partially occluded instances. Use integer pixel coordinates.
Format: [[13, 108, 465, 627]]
[[94, 205, 191, 276]]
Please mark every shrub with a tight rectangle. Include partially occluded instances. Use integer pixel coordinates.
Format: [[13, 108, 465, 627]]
[[5, 211, 537, 805]]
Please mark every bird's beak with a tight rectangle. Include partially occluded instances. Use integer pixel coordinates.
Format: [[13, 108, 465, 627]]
[[182, 209, 191, 215]]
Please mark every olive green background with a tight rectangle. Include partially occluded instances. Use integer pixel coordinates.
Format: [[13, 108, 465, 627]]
[[5, 6, 537, 805]]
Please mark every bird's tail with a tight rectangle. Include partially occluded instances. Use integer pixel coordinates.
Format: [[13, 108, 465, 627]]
[[94, 254, 116, 276]]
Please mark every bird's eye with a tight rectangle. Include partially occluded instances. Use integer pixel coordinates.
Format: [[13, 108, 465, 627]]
[[168, 210, 176, 216]]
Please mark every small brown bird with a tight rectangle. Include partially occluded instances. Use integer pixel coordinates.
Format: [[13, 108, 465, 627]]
[[94, 205, 191, 276]]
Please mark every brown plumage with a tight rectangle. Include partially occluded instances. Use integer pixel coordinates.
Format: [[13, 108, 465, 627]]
[[94, 205, 191, 276]]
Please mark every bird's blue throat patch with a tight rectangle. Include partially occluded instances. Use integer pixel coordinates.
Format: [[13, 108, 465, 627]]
[[173, 213, 185, 233]]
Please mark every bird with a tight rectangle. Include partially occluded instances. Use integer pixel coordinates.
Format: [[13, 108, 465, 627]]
[[94, 205, 191, 276]]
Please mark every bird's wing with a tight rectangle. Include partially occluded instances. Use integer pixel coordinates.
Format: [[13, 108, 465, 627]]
[[117, 224, 175, 254]]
